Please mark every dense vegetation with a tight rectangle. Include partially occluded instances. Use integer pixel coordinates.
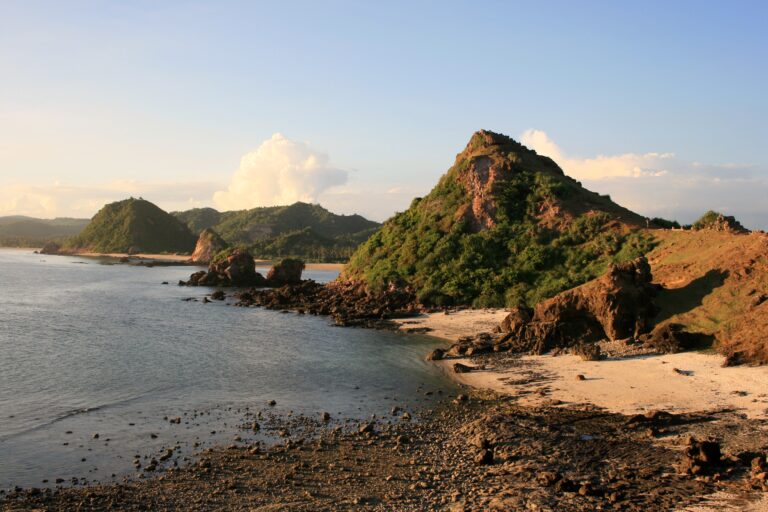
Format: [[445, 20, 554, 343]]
[[0, 216, 89, 247], [66, 198, 197, 253], [344, 130, 654, 308], [173, 202, 380, 262]]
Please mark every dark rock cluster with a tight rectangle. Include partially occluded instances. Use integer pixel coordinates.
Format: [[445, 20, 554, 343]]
[[234, 280, 420, 328]]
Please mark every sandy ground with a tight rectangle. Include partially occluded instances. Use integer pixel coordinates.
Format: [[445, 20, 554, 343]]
[[53, 252, 345, 271], [398, 310, 768, 420], [393, 308, 509, 340], [403, 309, 768, 510], [77, 251, 191, 262], [443, 352, 768, 419]]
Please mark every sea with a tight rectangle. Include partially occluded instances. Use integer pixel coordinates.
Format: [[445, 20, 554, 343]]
[[0, 248, 452, 489]]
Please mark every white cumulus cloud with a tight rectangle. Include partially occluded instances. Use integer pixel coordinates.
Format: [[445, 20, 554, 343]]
[[213, 133, 348, 210], [521, 129, 672, 180], [519, 129, 768, 229]]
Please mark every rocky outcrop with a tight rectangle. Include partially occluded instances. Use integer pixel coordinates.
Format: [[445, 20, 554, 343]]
[[495, 256, 657, 354], [181, 248, 266, 287], [692, 212, 748, 233], [638, 323, 710, 354], [40, 241, 61, 255], [234, 280, 419, 327], [190, 228, 228, 265], [266, 258, 305, 286]]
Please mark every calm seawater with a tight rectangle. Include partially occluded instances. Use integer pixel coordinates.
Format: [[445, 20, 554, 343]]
[[0, 249, 451, 489]]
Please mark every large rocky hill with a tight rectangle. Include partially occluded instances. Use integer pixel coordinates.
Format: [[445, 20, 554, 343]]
[[343, 130, 653, 307], [66, 198, 197, 254], [173, 202, 380, 262]]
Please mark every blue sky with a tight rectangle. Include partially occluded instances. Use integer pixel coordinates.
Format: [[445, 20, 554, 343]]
[[1, 1, 766, 227]]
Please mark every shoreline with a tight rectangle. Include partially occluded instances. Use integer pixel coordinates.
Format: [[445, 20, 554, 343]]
[[3, 291, 767, 509], [395, 310, 768, 420], [5, 247, 346, 271]]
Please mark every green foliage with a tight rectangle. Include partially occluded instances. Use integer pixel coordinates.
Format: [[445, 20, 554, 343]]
[[651, 217, 681, 229], [172, 202, 381, 263], [0, 216, 89, 247], [692, 210, 722, 230], [172, 208, 222, 234], [66, 198, 197, 254], [345, 130, 656, 308]]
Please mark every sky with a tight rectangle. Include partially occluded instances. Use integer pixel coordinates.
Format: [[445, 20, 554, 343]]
[[1, 0, 766, 228]]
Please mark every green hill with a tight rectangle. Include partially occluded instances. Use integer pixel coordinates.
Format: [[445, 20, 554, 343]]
[[0, 216, 89, 247], [342, 130, 653, 308], [172, 202, 380, 262], [67, 198, 197, 254]]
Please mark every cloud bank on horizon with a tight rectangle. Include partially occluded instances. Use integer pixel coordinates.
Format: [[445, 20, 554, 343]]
[[520, 129, 768, 229], [213, 133, 348, 211]]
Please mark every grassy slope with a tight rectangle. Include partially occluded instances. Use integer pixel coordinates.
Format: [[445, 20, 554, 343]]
[[0, 217, 89, 247], [343, 131, 652, 308], [173, 202, 380, 262], [647, 229, 768, 362], [68, 198, 197, 254]]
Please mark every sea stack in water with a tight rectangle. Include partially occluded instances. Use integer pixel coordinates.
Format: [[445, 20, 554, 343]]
[[183, 247, 266, 287], [266, 258, 305, 286], [190, 228, 228, 265]]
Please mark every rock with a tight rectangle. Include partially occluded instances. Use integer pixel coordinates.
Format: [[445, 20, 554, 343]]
[[576, 374, 586, 381], [573, 343, 603, 361], [426, 348, 445, 361], [321, 412, 331, 422], [496, 257, 657, 354], [267, 400, 276, 406], [358, 422, 374, 434], [266, 258, 305, 286], [678, 437, 722, 475], [40, 241, 61, 255], [639, 323, 709, 354], [497, 306, 533, 333], [453, 363, 475, 373], [190, 228, 228, 265], [474, 449, 494, 465], [210, 290, 226, 301]]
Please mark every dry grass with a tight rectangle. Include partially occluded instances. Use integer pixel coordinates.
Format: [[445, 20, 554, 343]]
[[646, 229, 768, 364]]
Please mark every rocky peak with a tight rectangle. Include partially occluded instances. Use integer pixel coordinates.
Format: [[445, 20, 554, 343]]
[[190, 228, 228, 265]]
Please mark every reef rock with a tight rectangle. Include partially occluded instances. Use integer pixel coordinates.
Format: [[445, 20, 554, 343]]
[[266, 258, 305, 286]]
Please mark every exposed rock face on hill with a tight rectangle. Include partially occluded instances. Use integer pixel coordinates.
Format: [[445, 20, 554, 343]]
[[190, 229, 228, 265], [494, 256, 657, 354], [266, 258, 305, 286], [343, 129, 653, 308], [66, 198, 197, 254]]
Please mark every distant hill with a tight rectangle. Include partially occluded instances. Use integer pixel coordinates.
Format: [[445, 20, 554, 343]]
[[66, 198, 197, 254], [172, 202, 380, 262], [0, 216, 89, 247], [343, 130, 653, 307]]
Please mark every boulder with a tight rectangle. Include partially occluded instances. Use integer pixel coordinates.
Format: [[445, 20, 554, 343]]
[[496, 256, 657, 354], [190, 228, 228, 265], [639, 323, 710, 354], [266, 258, 305, 286]]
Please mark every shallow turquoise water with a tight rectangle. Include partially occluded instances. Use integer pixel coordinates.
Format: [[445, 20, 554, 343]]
[[0, 249, 451, 489]]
